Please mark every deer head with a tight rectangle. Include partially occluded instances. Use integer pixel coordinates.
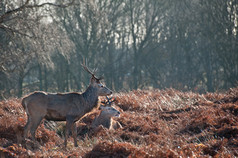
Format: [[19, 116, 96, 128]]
[[81, 64, 112, 96], [99, 105, 120, 117]]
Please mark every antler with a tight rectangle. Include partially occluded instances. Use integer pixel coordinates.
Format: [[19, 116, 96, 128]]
[[81, 63, 104, 80], [101, 96, 116, 106], [81, 63, 95, 77]]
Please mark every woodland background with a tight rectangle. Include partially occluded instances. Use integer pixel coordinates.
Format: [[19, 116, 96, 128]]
[[1, 0, 238, 99]]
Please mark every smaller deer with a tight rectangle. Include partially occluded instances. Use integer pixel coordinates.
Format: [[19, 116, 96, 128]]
[[92, 97, 122, 130], [92, 105, 122, 130]]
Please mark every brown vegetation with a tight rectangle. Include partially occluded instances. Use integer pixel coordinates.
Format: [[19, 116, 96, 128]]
[[0, 88, 238, 157]]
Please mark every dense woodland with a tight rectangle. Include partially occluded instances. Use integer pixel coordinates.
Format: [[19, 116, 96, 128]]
[[0, 0, 238, 99]]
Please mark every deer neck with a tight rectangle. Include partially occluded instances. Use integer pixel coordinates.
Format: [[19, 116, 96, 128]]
[[98, 112, 112, 128], [82, 85, 99, 110]]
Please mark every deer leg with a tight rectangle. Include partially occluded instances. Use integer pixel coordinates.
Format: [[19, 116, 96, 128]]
[[23, 115, 31, 140], [64, 120, 73, 147], [64, 127, 69, 147], [30, 116, 44, 143], [72, 122, 78, 147]]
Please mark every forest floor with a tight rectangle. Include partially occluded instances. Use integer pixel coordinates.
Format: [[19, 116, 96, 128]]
[[0, 88, 238, 157]]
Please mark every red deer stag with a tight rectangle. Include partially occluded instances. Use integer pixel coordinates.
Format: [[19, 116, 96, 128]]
[[21, 64, 112, 147]]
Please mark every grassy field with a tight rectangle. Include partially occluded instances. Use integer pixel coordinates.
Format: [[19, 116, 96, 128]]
[[0, 88, 238, 157]]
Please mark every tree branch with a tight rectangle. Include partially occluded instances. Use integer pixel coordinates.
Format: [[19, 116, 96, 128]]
[[25, 0, 76, 9], [0, 0, 75, 24]]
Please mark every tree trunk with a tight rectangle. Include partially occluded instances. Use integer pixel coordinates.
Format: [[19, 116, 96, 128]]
[[44, 65, 48, 91], [39, 64, 43, 91], [18, 72, 24, 98]]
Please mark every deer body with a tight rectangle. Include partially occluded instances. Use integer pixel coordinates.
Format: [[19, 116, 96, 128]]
[[22, 65, 112, 147]]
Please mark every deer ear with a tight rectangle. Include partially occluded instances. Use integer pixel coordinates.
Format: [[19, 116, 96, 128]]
[[90, 76, 96, 84]]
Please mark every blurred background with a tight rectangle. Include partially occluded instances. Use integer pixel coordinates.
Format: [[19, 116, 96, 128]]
[[0, 0, 237, 99]]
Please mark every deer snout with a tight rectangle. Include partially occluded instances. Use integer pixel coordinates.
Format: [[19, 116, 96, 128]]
[[107, 89, 113, 95]]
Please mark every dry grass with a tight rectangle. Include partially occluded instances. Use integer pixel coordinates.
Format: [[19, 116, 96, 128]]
[[0, 88, 238, 157]]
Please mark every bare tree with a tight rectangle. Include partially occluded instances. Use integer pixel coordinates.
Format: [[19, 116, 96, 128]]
[[127, 0, 167, 89], [0, 0, 74, 97]]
